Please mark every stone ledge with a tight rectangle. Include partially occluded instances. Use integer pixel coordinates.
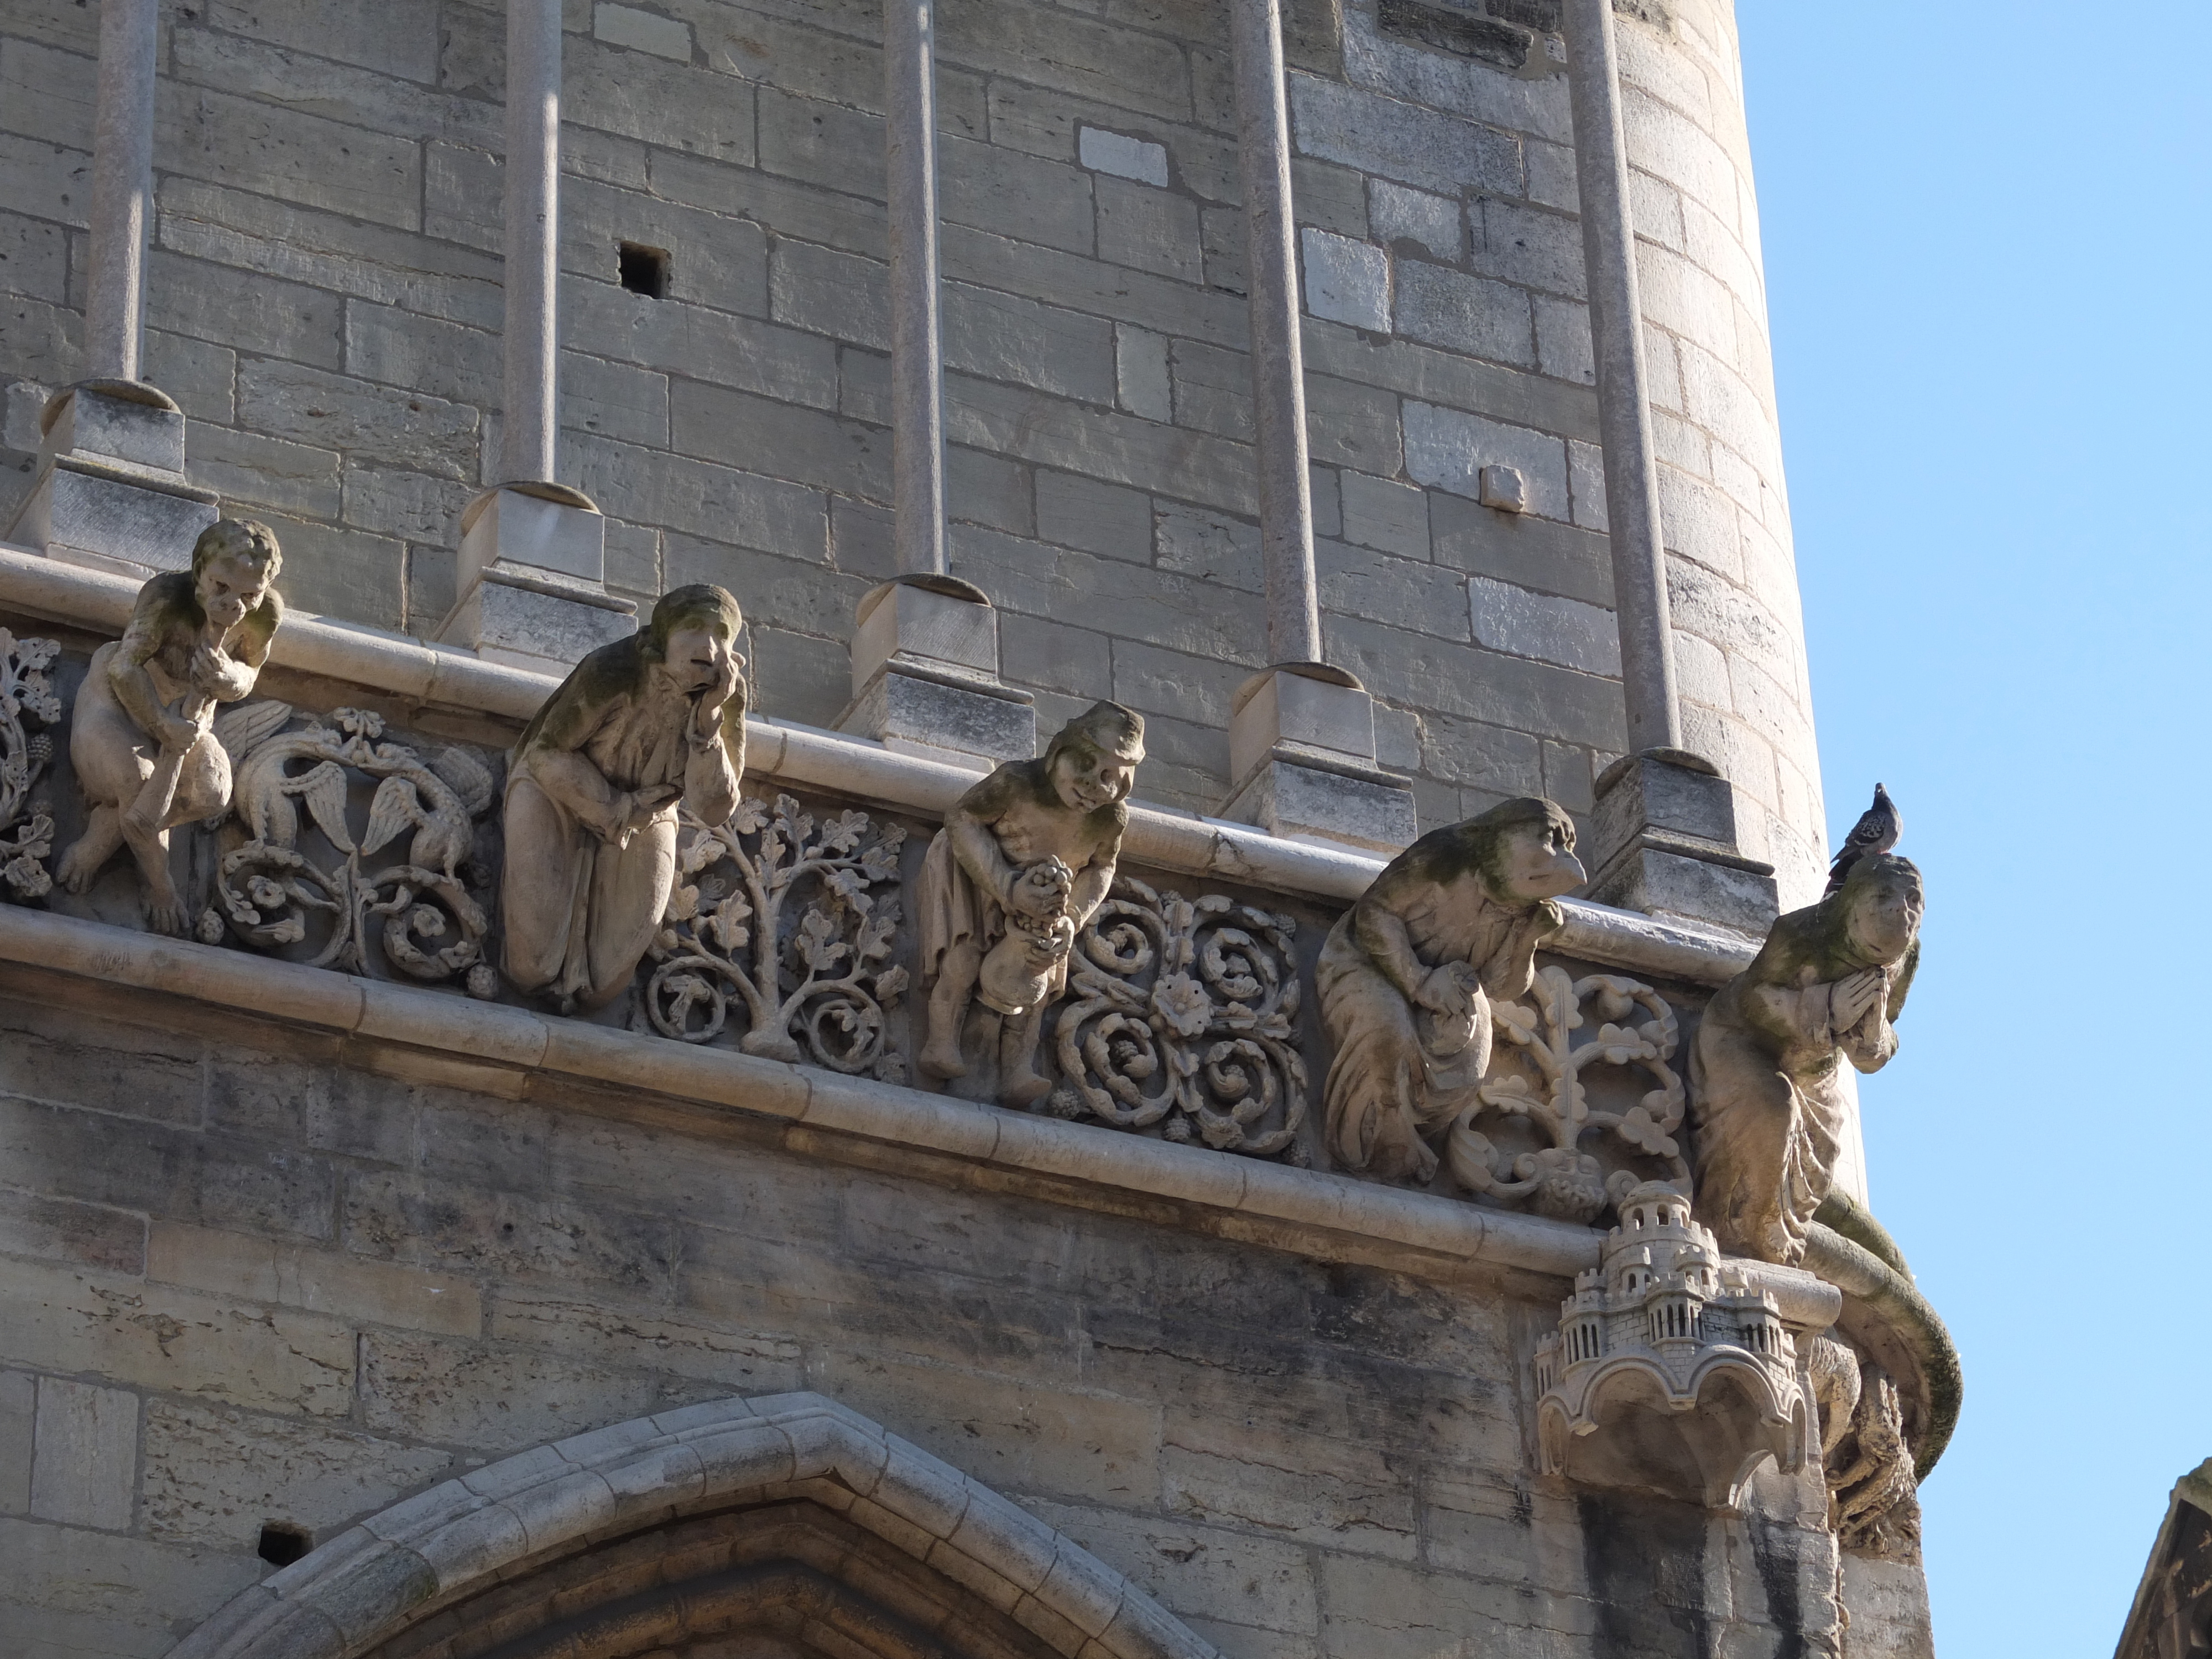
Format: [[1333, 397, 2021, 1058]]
[[0, 903, 1831, 1328], [0, 540, 1756, 985]]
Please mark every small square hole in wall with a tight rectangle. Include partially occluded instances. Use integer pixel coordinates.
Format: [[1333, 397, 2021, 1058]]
[[258, 1522, 313, 1567], [619, 242, 671, 299]]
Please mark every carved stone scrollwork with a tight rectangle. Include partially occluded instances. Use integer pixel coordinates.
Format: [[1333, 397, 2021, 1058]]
[[1047, 876, 1307, 1160], [651, 794, 909, 1081], [202, 705, 500, 995], [0, 630, 61, 900], [1449, 965, 1689, 1225]]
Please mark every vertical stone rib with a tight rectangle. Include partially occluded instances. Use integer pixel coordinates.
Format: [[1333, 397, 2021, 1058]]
[[1229, 0, 1322, 667], [1564, 0, 1684, 755], [885, 0, 947, 576], [84, 0, 159, 383], [500, 0, 562, 486]]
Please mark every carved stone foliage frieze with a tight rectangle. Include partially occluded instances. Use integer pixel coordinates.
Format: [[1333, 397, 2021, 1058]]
[[0, 630, 61, 900], [650, 794, 909, 1081], [200, 704, 501, 994], [1045, 875, 1307, 1160], [1448, 966, 1689, 1224]]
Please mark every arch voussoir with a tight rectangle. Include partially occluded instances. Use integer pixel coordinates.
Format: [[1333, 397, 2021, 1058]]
[[163, 1392, 1219, 1659]]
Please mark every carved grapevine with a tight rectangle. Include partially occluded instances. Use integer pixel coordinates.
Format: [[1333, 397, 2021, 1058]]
[[650, 794, 908, 1079], [1047, 876, 1306, 1159], [201, 705, 500, 993], [1447, 966, 1688, 1224], [0, 630, 61, 900]]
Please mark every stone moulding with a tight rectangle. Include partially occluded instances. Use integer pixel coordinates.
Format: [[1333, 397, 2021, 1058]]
[[163, 1392, 1219, 1659], [0, 540, 1754, 984], [0, 901, 1839, 1317]]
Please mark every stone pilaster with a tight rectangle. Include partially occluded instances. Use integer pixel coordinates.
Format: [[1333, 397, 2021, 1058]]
[[440, 483, 635, 675], [836, 575, 1036, 768], [6, 382, 218, 574], [1224, 665, 1416, 852], [1582, 749, 1779, 936]]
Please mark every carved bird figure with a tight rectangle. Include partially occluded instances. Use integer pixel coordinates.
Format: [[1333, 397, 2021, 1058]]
[[1824, 783, 1901, 895]]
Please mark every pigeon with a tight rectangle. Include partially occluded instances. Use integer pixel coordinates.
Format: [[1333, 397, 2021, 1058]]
[[1824, 784, 1901, 895]]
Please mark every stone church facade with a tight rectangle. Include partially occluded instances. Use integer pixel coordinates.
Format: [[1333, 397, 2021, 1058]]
[[0, 0, 1955, 1654]]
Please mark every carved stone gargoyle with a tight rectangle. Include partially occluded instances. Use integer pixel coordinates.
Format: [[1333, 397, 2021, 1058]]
[[1689, 851, 1923, 1266], [56, 519, 284, 935], [1316, 797, 1586, 1182], [916, 701, 1144, 1107], [501, 583, 748, 1013]]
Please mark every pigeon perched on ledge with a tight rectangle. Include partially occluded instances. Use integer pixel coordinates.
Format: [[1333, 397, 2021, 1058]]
[[1825, 783, 1901, 894]]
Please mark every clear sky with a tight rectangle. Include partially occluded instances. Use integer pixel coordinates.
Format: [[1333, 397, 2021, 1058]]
[[1736, 3, 2212, 1652]]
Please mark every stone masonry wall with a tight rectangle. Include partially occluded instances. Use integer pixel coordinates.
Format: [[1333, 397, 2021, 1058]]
[[0, 981, 1878, 1658], [0, 0, 1826, 899]]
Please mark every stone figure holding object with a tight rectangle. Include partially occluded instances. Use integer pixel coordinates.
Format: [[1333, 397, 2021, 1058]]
[[917, 701, 1144, 1106], [1318, 797, 1587, 1182], [502, 584, 747, 1013], [57, 519, 284, 935], [1689, 851, 1923, 1265]]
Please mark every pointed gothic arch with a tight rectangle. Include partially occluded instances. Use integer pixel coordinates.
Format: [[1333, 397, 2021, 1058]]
[[163, 1393, 1216, 1659]]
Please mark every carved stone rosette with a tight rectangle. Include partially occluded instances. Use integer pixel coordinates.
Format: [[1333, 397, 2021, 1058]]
[[1046, 876, 1307, 1159], [650, 794, 909, 1081], [201, 705, 499, 994], [0, 630, 61, 900], [1449, 966, 1689, 1224]]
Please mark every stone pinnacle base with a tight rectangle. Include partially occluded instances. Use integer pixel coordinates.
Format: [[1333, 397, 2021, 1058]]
[[836, 576, 1036, 768], [1223, 664, 1417, 852], [6, 383, 218, 574], [1223, 753, 1418, 853], [440, 484, 634, 675], [1583, 749, 1780, 936]]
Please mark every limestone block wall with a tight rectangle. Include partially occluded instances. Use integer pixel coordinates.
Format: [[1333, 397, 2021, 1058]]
[[0, 0, 1826, 900], [0, 982, 1897, 1658]]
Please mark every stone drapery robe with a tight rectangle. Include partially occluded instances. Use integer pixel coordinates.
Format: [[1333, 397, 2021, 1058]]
[[502, 667, 741, 1011], [1317, 872, 1562, 1181]]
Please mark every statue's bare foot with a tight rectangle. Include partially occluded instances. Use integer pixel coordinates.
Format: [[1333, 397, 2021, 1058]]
[[918, 1039, 968, 1080], [55, 840, 100, 895], [1001, 1067, 1053, 1108]]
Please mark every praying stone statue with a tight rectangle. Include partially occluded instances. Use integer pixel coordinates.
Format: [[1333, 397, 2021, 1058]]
[[57, 519, 284, 935], [502, 584, 747, 1013], [1689, 851, 1923, 1265], [1318, 797, 1587, 1182], [917, 701, 1144, 1106]]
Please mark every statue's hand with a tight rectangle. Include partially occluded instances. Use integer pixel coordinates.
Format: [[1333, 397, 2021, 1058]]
[[1006, 857, 1073, 921], [1830, 967, 1885, 1033], [691, 654, 743, 738], [1414, 962, 1473, 1020], [188, 643, 229, 695], [154, 708, 202, 753]]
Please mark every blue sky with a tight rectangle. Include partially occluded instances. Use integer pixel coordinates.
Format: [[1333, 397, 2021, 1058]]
[[1738, 2, 2212, 1651]]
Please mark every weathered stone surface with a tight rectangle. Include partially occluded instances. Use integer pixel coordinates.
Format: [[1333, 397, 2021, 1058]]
[[142, 1401, 453, 1549], [29, 1377, 137, 1530]]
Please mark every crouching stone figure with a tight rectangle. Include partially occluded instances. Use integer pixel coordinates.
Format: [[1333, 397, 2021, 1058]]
[[58, 519, 284, 935], [502, 584, 747, 1012], [1689, 851, 1923, 1265], [916, 701, 1144, 1105], [1318, 797, 1587, 1182]]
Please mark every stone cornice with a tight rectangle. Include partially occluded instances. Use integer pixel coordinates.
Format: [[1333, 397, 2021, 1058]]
[[0, 541, 1756, 985], [0, 902, 1837, 1330]]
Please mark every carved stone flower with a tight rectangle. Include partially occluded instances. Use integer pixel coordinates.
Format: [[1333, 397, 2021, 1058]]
[[1150, 971, 1212, 1039], [247, 875, 287, 911], [3, 854, 50, 898]]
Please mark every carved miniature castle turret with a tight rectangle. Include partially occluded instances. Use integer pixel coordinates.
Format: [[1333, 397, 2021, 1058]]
[[1535, 1182, 1809, 1510]]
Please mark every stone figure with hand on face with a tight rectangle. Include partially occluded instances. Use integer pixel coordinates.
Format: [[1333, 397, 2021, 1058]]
[[1689, 849, 1923, 1265], [917, 701, 1145, 1105], [57, 518, 284, 935], [501, 584, 747, 1013], [1318, 797, 1587, 1182]]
